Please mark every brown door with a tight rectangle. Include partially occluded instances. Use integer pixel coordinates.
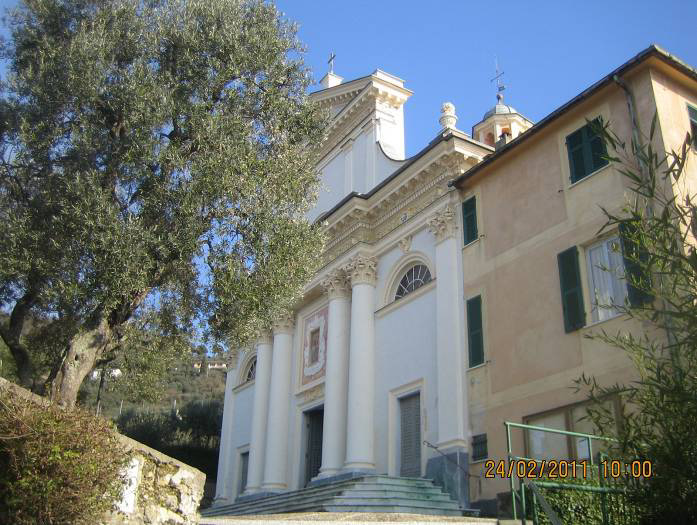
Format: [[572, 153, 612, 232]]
[[305, 408, 324, 485]]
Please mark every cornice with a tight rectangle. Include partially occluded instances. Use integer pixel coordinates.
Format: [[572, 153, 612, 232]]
[[319, 149, 479, 267]]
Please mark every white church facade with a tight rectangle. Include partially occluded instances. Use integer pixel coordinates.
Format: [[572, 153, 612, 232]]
[[213, 45, 697, 515]]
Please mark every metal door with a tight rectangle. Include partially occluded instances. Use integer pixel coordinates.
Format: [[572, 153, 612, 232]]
[[305, 409, 324, 485], [400, 393, 421, 477]]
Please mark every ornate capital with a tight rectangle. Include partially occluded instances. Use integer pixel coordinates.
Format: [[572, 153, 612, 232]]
[[255, 330, 273, 347], [427, 206, 458, 243], [321, 269, 351, 299], [344, 253, 378, 287], [272, 312, 295, 335]]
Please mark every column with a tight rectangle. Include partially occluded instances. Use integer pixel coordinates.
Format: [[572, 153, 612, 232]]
[[261, 314, 295, 491], [427, 204, 467, 449], [425, 204, 469, 508], [243, 331, 273, 495], [213, 368, 236, 504], [343, 253, 378, 472], [316, 269, 351, 479]]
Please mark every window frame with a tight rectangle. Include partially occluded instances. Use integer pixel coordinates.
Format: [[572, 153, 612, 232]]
[[566, 118, 609, 184], [523, 398, 621, 462], [394, 263, 433, 301], [471, 433, 488, 462], [585, 234, 628, 324]]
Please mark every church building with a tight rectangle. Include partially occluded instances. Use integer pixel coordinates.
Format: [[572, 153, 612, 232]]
[[211, 45, 697, 516]]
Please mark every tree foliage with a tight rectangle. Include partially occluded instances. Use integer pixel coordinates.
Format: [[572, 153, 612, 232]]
[[578, 117, 697, 524], [0, 0, 326, 406]]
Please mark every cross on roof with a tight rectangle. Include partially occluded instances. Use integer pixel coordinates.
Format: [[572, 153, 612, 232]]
[[328, 52, 336, 74], [490, 57, 506, 95]]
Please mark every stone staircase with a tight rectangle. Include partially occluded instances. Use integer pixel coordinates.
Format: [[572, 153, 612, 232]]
[[201, 475, 475, 517]]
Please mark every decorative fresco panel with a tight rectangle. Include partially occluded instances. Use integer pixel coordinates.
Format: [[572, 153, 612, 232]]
[[302, 306, 328, 385]]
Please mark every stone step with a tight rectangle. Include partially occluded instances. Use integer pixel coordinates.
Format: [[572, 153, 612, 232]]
[[338, 489, 455, 502], [323, 504, 465, 516], [202, 476, 466, 518]]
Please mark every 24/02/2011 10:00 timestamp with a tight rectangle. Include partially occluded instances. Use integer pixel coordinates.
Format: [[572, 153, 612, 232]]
[[483, 459, 653, 479]]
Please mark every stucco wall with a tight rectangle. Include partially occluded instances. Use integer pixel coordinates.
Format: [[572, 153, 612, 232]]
[[460, 66, 670, 505]]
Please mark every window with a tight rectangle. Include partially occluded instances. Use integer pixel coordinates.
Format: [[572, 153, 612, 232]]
[[462, 197, 478, 245], [566, 118, 608, 183], [557, 246, 586, 332], [309, 328, 320, 364], [525, 400, 619, 462], [394, 264, 432, 300], [689, 105, 697, 147], [586, 236, 627, 322], [243, 357, 256, 383], [472, 433, 488, 461], [467, 295, 484, 367]]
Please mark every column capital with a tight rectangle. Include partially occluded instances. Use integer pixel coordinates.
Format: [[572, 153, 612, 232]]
[[427, 205, 458, 243], [344, 253, 378, 287], [272, 312, 295, 335], [256, 330, 273, 346], [321, 269, 351, 299]]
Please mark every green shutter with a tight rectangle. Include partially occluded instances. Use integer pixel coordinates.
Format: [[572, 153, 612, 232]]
[[462, 197, 478, 245], [467, 295, 484, 367], [619, 222, 652, 306], [689, 105, 697, 146], [557, 246, 586, 332], [566, 119, 608, 183]]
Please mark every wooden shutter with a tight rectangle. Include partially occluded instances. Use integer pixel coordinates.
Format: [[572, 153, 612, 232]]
[[566, 128, 586, 183], [689, 105, 697, 146], [400, 393, 421, 477], [557, 246, 586, 332], [619, 222, 652, 306], [467, 295, 484, 367], [462, 197, 478, 245]]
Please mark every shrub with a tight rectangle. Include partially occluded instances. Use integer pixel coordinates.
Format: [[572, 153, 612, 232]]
[[526, 467, 641, 525], [0, 384, 129, 525]]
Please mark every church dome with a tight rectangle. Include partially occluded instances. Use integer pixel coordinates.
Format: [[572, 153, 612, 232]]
[[482, 93, 518, 120]]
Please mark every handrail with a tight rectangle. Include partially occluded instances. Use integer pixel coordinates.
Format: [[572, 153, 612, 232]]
[[527, 482, 563, 525], [505, 421, 617, 441], [423, 440, 480, 479], [504, 420, 619, 523]]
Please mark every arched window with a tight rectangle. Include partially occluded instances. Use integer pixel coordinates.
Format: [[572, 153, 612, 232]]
[[244, 357, 256, 383], [395, 264, 432, 300]]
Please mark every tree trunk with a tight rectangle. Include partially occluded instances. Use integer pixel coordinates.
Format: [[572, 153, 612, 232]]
[[50, 318, 112, 408]]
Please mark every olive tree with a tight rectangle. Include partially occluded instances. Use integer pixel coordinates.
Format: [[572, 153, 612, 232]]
[[0, 0, 325, 407]]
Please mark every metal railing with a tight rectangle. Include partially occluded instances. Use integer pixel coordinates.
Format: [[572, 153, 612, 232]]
[[504, 421, 630, 525]]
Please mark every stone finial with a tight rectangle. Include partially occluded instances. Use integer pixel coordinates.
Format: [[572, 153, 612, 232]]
[[321, 269, 351, 299], [439, 102, 458, 129], [427, 205, 458, 243], [272, 312, 295, 335], [344, 253, 378, 287]]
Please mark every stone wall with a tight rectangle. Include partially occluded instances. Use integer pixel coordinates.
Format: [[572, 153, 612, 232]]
[[105, 433, 206, 525], [0, 377, 205, 525]]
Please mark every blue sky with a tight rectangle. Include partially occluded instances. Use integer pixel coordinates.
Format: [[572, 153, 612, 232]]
[[274, 0, 697, 156], [0, 0, 694, 156]]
